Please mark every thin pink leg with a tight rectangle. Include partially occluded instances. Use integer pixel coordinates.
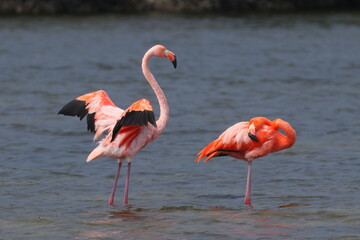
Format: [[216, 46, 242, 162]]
[[108, 161, 122, 205], [244, 161, 252, 206], [123, 162, 131, 205]]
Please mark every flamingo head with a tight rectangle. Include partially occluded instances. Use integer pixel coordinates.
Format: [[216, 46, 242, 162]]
[[248, 117, 272, 142], [152, 45, 177, 68]]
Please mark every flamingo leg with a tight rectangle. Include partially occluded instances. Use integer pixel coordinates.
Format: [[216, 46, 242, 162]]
[[108, 161, 122, 205], [244, 161, 252, 206], [123, 162, 132, 204]]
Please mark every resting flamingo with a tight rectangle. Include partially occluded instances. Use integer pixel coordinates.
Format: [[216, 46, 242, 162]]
[[58, 45, 176, 205], [195, 117, 296, 206]]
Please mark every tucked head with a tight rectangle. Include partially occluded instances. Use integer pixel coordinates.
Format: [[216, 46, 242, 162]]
[[248, 117, 272, 142]]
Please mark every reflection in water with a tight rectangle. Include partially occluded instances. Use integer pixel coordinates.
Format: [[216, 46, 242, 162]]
[[76, 206, 299, 239], [77, 207, 177, 239], [278, 203, 300, 208], [77, 231, 123, 239], [206, 207, 296, 237], [108, 209, 147, 221]]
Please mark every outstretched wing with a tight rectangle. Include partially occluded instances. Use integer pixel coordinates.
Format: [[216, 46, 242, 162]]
[[58, 90, 123, 140], [111, 99, 156, 142], [195, 122, 253, 162]]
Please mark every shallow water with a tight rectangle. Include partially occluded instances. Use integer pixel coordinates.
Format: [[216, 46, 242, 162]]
[[1, 13, 360, 239]]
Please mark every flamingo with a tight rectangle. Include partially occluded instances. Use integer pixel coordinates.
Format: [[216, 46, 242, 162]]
[[195, 117, 296, 206], [58, 45, 176, 205]]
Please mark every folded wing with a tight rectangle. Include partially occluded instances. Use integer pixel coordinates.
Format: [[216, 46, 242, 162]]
[[111, 99, 156, 142], [195, 122, 252, 162]]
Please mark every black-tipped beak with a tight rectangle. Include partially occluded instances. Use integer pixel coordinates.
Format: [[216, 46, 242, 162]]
[[172, 57, 177, 69], [248, 132, 259, 142]]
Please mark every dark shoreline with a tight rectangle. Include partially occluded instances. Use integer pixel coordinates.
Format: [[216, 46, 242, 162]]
[[1, 0, 360, 15]]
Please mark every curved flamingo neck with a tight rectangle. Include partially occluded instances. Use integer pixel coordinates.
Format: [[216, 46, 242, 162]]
[[250, 117, 272, 129], [142, 49, 169, 136], [273, 119, 296, 150]]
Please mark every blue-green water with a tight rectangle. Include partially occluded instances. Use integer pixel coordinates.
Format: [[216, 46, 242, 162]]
[[1, 14, 359, 239]]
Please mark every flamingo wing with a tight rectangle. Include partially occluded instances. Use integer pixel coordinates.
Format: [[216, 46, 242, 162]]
[[196, 122, 253, 162], [111, 99, 156, 142], [58, 90, 124, 140]]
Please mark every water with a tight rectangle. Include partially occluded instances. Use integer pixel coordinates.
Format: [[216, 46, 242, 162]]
[[1, 13, 360, 239]]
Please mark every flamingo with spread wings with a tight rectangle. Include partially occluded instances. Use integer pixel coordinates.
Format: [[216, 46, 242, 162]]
[[195, 117, 296, 206], [58, 45, 177, 205]]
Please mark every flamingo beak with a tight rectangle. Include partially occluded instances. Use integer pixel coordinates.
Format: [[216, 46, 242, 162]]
[[248, 132, 259, 142], [165, 50, 177, 69], [171, 57, 177, 69], [248, 123, 259, 142]]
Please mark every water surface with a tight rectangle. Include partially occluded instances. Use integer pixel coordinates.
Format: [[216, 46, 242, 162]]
[[0, 13, 359, 239]]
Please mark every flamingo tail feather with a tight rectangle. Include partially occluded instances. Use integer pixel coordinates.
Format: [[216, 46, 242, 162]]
[[87, 145, 106, 162]]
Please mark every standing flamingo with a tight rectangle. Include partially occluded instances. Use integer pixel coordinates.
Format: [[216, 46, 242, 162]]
[[195, 117, 296, 206], [58, 45, 176, 205]]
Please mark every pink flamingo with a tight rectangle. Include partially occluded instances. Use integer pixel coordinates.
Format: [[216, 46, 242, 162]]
[[58, 45, 176, 205], [195, 117, 296, 206]]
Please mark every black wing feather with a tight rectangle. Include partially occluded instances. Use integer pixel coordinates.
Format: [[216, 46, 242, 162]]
[[87, 113, 96, 133], [111, 110, 156, 142], [147, 111, 156, 126], [58, 99, 96, 133]]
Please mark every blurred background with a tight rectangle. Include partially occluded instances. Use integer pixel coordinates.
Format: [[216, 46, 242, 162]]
[[0, 1, 359, 240], [1, 0, 360, 14]]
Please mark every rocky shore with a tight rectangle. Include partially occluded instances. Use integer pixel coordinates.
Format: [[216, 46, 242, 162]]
[[0, 0, 359, 14]]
